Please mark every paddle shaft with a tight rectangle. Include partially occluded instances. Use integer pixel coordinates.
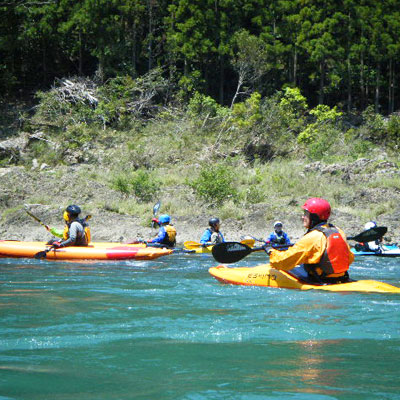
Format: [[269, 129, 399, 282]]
[[212, 228, 387, 264]]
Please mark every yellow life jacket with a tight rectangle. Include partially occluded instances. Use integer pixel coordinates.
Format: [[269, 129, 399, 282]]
[[165, 224, 176, 246]]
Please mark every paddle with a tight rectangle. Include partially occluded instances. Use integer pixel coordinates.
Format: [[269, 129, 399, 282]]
[[26, 209, 92, 232], [145, 242, 195, 254], [34, 246, 56, 260], [25, 209, 50, 231], [184, 238, 255, 250], [151, 201, 161, 228], [347, 226, 387, 242], [212, 227, 388, 264]]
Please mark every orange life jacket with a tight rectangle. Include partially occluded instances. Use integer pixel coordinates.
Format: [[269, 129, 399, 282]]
[[304, 224, 350, 277]]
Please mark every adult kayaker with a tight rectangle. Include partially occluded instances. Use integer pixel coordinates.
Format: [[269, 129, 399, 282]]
[[268, 198, 354, 284], [266, 221, 291, 249], [49, 205, 91, 248], [354, 221, 383, 253], [200, 218, 225, 246], [149, 214, 176, 247]]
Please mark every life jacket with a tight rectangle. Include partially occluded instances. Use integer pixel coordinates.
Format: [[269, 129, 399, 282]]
[[304, 224, 350, 277], [163, 224, 176, 247], [270, 232, 286, 245], [210, 230, 224, 244], [63, 218, 91, 245]]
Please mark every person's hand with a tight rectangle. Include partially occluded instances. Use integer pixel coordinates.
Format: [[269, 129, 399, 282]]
[[52, 241, 62, 248], [45, 225, 50, 231]]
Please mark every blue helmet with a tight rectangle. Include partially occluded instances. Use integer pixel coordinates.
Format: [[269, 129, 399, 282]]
[[159, 214, 171, 224]]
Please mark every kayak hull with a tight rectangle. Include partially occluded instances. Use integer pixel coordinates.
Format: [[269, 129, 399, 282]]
[[0, 241, 172, 260], [209, 264, 400, 294], [351, 244, 400, 257]]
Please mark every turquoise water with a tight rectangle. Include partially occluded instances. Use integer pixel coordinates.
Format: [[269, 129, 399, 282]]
[[1, 253, 399, 400]]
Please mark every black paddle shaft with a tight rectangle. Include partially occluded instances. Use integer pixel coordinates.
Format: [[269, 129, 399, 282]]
[[212, 227, 388, 264]]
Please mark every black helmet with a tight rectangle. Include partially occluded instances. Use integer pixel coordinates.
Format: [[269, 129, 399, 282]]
[[209, 217, 220, 227], [66, 204, 81, 217]]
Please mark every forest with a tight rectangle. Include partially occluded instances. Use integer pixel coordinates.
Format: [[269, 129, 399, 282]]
[[1, 0, 400, 114]]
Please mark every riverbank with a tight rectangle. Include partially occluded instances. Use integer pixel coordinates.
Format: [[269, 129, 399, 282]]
[[1, 156, 399, 245]]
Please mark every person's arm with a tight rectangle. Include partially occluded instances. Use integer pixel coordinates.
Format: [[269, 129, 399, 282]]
[[269, 231, 325, 271], [284, 232, 291, 245], [150, 227, 166, 243], [200, 230, 212, 245], [49, 227, 64, 238], [266, 233, 274, 243]]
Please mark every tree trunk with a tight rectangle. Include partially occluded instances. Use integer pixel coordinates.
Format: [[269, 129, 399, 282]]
[[147, 0, 153, 71], [374, 63, 380, 113], [132, 20, 137, 77], [388, 58, 394, 114], [347, 57, 352, 112], [78, 31, 83, 76], [360, 54, 365, 109], [318, 60, 325, 104], [219, 55, 224, 104], [293, 47, 297, 86]]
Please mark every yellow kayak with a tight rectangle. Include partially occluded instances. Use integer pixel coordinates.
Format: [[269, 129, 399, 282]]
[[0, 240, 172, 260], [184, 239, 255, 254], [209, 264, 400, 294]]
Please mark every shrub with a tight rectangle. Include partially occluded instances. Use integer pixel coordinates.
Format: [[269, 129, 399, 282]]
[[188, 165, 237, 206], [110, 169, 160, 202]]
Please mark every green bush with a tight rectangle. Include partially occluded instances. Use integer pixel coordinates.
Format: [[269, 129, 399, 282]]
[[188, 165, 237, 206], [110, 169, 160, 202], [387, 114, 400, 146]]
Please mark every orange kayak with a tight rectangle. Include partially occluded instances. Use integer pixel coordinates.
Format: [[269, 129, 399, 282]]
[[0, 240, 172, 260]]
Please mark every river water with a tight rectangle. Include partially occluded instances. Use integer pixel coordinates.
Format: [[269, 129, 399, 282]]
[[0, 252, 399, 400]]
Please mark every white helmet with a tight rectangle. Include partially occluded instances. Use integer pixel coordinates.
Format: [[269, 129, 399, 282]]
[[274, 221, 283, 228], [364, 221, 377, 230]]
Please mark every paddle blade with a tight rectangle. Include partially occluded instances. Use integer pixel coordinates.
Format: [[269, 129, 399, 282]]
[[34, 250, 48, 259], [212, 242, 253, 264], [240, 238, 255, 248], [153, 201, 161, 216], [349, 227, 387, 243], [183, 241, 202, 249]]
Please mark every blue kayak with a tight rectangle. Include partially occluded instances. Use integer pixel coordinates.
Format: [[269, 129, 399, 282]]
[[352, 244, 400, 257]]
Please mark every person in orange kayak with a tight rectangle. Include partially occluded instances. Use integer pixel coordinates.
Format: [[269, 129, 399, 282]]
[[268, 197, 354, 284], [47, 205, 91, 248]]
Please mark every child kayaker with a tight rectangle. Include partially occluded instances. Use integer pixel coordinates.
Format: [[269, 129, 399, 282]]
[[148, 214, 176, 247], [267, 198, 354, 284], [48, 205, 91, 248], [354, 221, 383, 253], [200, 218, 225, 246], [266, 221, 291, 249]]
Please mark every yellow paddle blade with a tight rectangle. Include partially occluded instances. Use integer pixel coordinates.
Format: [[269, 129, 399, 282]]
[[240, 238, 255, 248], [183, 241, 202, 249]]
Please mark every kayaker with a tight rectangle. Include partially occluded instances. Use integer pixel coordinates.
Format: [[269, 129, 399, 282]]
[[200, 218, 225, 246], [354, 221, 383, 253], [266, 221, 291, 249], [149, 214, 176, 247], [49, 205, 91, 248], [268, 198, 354, 284]]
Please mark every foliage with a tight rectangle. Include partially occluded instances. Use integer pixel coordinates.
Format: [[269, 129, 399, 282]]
[[110, 169, 160, 203], [188, 165, 237, 206], [231, 92, 262, 129], [2, 1, 400, 112], [298, 105, 343, 145]]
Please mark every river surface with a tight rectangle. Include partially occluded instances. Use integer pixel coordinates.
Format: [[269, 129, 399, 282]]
[[0, 252, 399, 400]]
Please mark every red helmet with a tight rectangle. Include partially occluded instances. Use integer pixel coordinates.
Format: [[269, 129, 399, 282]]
[[302, 198, 331, 220]]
